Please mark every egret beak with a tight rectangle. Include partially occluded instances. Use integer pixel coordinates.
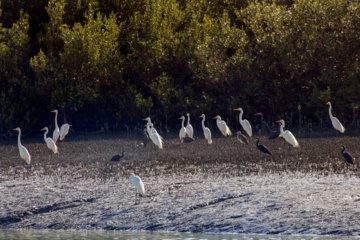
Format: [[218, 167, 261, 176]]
[[124, 174, 130, 177], [254, 112, 262, 116], [212, 117, 217, 119], [51, 110, 56, 112], [12, 128, 17, 131], [275, 120, 281, 123], [178, 117, 183, 119], [40, 128, 46, 131], [233, 108, 239, 111]]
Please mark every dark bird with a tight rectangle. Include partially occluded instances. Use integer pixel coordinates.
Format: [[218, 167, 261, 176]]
[[182, 134, 195, 143], [110, 151, 125, 162], [142, 128, 150, 147], [254, 112, 271, 136], [340, 146, 354, 165], [268, 122, 281, 140], [255, 138, 272, 156], [236, 131, 249, 145]]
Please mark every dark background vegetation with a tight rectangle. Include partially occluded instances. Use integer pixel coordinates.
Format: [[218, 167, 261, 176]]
[[0, 0, 359, 135]]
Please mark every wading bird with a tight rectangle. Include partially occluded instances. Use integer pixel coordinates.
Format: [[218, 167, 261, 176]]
[[125, 173, 145, 197], [269, 122, 282, 140], [182, 134, 195, 143], [178, 116, 187, 141], [13, 127, 31, 164], [276, 120, 299, 148], [110, 151, 125, 161], [143, 117, 159, 135], [186, 113, 194, 138], [199, 114, 212, 144], [51, 110, 60, 143], [236, 131, 249, 145], [340, 146, 354, 165], [254, 112, 271, 136], [145, 123, 163, 149], [234, 108, 252, 137], [213, 115, 232, 136], [40, 127, 58, 154], [142, 129, 150, 147], [255, 138, 272, 156], [60, 124, 71, 140], [326, 102, 345, 134]]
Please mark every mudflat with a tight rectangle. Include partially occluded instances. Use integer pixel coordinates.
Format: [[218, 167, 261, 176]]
[[1, 132, 360, 235]]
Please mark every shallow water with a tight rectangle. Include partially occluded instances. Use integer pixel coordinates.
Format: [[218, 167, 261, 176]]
[[1, 230, 360, 240]]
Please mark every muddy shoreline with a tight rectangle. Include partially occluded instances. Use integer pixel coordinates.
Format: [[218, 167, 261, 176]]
[[1, 133, 360, 235]]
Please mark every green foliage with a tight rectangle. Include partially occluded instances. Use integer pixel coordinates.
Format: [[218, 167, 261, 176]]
[[1, 0, 360, 133]]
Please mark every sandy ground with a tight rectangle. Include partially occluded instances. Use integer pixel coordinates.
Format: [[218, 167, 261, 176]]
[[1, 132, 360, 236], [1, 172, 360, 235]]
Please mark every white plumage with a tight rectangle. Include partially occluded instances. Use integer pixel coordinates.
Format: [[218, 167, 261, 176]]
[[60, 124, 71, 140], [199, 114, 212, 144], [41, 127, 58, 154], [51, 110, 60, 143], [178, 116, 187, 140], [128, 173, 145, 195], [213, 115, 232, 136], [186, 113, 194, 138], [146, 123, 163, 149], [234, 108, 252, 137], [13, 127, 31, 164], [326, 102, 345, 133], [276, 120, 299, 148]]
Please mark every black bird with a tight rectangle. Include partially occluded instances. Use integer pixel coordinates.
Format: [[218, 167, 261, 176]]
[[254, 112, 271, 136], [142, 129, 150, 147], [255, 138, 272, 156], [110, 151, 125, 162], [182, 134, 195, 143], [340, 146, 354, 165], [268, 122, 281, 140], [236, 131, 249, 145]]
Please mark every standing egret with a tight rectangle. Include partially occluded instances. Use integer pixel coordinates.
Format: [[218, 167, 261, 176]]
[[142, 128, 150, 147], [125, 173, 145, 197], [276, 120, 299, 148], [340, 146, 354, 165], [326, 102, 345, 133], [186, 113, 194, 138], [178, 116, 187, 141], [255, 138, 272, 156], [199, 114, 212, 144], [51, 110, 60, 143], [13, 128, 31, 164], [110, 151, 125, 161], [234, 108, 252, 137], [60, 124, 71, 140], [143, 117, 158, 135], [213, 115, 232, 136], [254, 112, 271, 136], [145, 123, 163, 149], [40, 127, 58, 154], [236, 131, 249, 145]]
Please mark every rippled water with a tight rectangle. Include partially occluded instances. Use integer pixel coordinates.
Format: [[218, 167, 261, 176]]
[[1, 230, 360, 240]]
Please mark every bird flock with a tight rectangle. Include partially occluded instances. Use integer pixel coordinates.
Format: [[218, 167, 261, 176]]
[[11, 103, 353, 197]]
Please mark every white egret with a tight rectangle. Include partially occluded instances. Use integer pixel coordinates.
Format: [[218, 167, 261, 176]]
[[125, 173, 145, 196], [178, 116, 187, 140], [13, 127, 31, 164], [212, 115, 232, 136], [276, 120, 299, 148], [51, 110, 60, 143], [142, 117, 158, 135], [199, 114, 212, 144], [186, 113, 194, 138], [145, 123, 163, 149], [326, 102, 345, 133], [60, 124, 71, 140], [234, 108, 252, 137], [40, 127, 58, 154]]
